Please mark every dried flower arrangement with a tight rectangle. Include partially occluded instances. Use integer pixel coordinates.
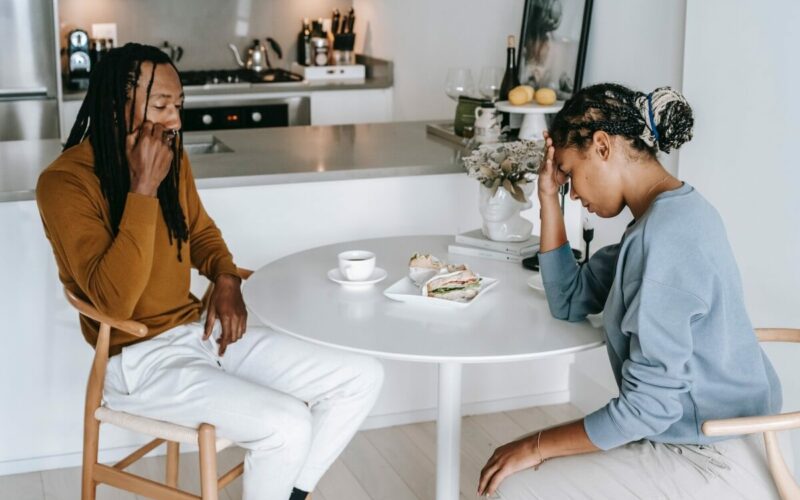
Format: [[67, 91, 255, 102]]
[[462, 140, 545, 203]]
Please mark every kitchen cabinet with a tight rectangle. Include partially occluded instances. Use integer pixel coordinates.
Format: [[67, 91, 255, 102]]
[[59, 99, 82, 140], [309, 88, 394, 126], [0, 167, 574, 477]]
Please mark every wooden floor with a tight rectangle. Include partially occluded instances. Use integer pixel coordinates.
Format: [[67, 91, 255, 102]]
[[0, 403, 582, 500]]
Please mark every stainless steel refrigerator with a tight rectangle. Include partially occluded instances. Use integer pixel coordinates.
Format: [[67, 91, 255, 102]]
[[0, 0, 60, 141]]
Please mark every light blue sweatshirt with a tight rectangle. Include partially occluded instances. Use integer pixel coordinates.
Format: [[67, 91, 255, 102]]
[[538, 182, 781, 450]]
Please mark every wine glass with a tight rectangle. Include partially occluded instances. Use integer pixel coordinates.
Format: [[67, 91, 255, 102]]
[[478, 67, 503, 101], [444, 68, 476, 101]]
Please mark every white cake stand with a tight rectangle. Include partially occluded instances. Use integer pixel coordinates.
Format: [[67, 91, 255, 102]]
[[495, 100, 565, 141]]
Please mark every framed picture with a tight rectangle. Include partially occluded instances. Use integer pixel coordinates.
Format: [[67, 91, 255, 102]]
[[517, 0, 594, 101]]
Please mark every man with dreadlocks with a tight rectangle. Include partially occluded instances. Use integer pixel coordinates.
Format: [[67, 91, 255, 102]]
[[36, 43, 383, 500]]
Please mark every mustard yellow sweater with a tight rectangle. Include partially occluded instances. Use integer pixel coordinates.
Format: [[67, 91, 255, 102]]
[[36, 140, 238, 356]]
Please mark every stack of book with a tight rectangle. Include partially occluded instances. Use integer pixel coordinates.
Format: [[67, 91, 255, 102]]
[[448, 229, 540, 263]]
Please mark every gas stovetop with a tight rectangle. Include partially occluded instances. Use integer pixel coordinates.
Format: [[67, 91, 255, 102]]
[[180, 68, 304, 88]]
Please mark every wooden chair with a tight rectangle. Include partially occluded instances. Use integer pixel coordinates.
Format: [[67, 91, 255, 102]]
[[702, 328, 800, 500], [66, 268, 253, 500]]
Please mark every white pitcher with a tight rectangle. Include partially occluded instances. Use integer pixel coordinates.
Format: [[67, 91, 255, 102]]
[[473, 104, 501, 144]]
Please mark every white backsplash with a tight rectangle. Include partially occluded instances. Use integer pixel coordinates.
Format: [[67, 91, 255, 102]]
[[59, 0, 353, 71]]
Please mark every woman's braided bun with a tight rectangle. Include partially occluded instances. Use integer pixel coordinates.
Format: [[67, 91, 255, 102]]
[[549, 83, 694, 156], [634, 86, 694, 153]]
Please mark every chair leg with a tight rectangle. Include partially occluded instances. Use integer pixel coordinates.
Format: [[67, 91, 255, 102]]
[[166, 441, 180, 488], [81, 417, 100, 500], [198, 424, 219, 500], [763, 431, 800, 500]]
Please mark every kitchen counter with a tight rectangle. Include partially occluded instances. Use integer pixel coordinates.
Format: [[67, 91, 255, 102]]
[[0, 121, 464, 202], [61, 73, 393, 101], [62, 55, 393, 102]]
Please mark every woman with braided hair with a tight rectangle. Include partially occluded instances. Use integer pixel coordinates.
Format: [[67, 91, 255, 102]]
[[37, 43, 383, 500], [478, 84, 784, 498]]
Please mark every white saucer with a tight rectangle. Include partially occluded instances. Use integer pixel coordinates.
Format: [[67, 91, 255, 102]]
[[527, 273, 545, 293], [327, 267, 388, 287]]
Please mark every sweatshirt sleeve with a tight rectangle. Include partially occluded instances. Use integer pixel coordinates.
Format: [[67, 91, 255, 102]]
[[583, 278, 708, 450], [538, 242, 620, 322], [182, 156, 239, 281], [36, 170, 158, 319]]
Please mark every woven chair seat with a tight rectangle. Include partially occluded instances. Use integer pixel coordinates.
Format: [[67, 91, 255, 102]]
[[95, 407, 234, 451]]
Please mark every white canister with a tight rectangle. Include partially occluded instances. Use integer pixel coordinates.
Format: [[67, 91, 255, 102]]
[[474, 104, 501, 144], [311, 36, 330, 66]]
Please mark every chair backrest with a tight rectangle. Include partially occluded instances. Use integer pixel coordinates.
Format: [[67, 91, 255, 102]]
[[64, 288, 149, 432], [758, 328, 800, 500], [703, 328, 800, 500], [757, 328, 800, 343]]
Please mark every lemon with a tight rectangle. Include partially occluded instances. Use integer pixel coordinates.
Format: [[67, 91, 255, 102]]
[[535, 88, 557, 105], [508, 86, 530, 105]]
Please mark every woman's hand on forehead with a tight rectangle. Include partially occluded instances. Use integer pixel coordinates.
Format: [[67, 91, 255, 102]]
[[538, 132, 566, 198]]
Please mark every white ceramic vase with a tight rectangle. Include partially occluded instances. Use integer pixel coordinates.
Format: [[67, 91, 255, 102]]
[[478, 183, 534, 242]]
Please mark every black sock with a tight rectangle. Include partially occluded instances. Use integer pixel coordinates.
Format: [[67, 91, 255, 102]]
[[289, 487, 309, 500]]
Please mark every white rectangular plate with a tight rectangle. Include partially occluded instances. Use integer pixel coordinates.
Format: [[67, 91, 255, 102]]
[[383, 276, 499, 309]]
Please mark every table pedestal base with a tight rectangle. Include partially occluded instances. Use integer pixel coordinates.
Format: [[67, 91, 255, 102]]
[[437, 362, 463, 500], [518, 113, 548, 141]]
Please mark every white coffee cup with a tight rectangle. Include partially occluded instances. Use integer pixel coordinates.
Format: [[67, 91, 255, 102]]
[[338, 250, 376, 281]]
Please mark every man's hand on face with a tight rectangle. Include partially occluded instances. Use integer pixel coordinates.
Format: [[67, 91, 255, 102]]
[[203, 274, 247, 356], [126, 120, 175, 197]]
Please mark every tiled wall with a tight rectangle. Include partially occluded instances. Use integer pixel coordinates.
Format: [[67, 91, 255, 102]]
[[59, 0, 352, 70]]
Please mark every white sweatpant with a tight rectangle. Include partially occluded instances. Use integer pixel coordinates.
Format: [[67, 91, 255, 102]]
[[496, 432, 793, 499], [103, 322, 384, 500]]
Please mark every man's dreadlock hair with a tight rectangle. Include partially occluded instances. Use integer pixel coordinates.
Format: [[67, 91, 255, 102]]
[[549, 83, 694, 157], [64, 42, 188, 261]]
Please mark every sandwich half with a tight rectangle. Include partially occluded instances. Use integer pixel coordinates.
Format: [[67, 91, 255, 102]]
[[423, 269, 482, 302], [409, 253, 444, 287]]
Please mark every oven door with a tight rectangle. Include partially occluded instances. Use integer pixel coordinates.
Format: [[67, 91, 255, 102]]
[[182, 96, 310, 132]]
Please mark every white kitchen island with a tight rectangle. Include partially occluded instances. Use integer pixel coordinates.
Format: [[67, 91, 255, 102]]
[[0, 121, 589, 476]]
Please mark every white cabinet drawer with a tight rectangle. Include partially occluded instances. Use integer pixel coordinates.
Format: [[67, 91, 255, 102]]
[[310, 88, 393, 126]]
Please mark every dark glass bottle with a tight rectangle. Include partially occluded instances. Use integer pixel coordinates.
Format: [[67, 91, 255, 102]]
[[297, 18, 312, 65], [499, 35, 520, 129], [499, 35, 520, 101]]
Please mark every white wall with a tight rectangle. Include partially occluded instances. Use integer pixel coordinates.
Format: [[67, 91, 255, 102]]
[[681, 0, 800, 472], [58, 0, 352, 71], [579, 0, 687, 252], [353, 0, 526, 122]]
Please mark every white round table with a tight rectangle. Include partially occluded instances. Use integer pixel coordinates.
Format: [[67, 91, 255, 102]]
[[243, 235, 603, 500]]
